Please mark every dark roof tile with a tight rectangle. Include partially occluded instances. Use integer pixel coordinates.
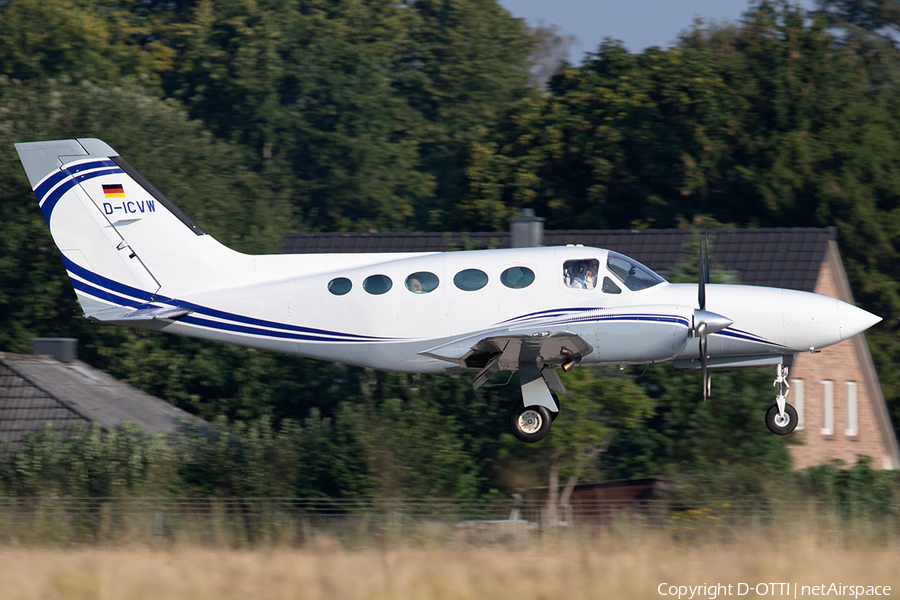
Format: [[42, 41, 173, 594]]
[[0, 354, 202, 451]]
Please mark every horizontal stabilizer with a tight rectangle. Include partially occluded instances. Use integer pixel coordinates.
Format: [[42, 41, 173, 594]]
[[86, 306, 193, 323]]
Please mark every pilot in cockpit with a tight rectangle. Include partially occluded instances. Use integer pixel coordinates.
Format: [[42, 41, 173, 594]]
[[571, 262, 587, 288], [565, 260, 597, 289], [583, 264, 596, 289]]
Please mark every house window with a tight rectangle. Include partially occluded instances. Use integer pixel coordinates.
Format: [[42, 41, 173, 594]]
[[793, 378, 804, 430], [845, 381, 858, 437], [821, 380, 834, 435]]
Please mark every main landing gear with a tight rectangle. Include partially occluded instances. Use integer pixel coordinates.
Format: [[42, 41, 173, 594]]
[[766, 363, 798, 435], [508, 364, 562, 443], [509, 404, 553, 443]]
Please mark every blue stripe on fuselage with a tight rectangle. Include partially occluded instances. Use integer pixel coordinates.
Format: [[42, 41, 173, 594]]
[[62, 255, 397, 342], [717, 328, 787, 348]]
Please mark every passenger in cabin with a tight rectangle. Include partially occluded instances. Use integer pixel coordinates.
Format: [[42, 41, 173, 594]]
[[407, 275, 425, 293]]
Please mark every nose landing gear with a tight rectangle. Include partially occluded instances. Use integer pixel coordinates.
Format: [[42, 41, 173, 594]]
[[766, 403, 798, 435], [766, 364, 798, 435]]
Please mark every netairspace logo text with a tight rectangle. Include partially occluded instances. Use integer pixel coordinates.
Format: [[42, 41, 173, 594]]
[[658, 583, 892, 600]]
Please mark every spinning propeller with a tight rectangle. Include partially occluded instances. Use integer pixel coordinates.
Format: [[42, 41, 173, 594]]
[[692, 234, 733, 399]]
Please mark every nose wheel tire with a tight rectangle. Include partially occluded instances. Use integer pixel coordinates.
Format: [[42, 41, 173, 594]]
[[510, 405, 552, 443], [765, 403, 798, 435]]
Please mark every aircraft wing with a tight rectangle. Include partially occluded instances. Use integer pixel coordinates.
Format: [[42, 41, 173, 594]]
[[419, 328, 593, 372]]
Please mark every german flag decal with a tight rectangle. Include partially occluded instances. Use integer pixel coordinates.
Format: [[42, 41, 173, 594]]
[[103, 184, 125, 198]]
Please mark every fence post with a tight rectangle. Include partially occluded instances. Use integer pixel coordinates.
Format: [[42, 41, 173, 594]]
[[633, 500, 642, 540], [393, 501, 403, 527], [155, 510, 164, 538], [752, 500, 760, 534]]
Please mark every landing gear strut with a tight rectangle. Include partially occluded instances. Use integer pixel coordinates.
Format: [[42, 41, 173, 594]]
[[766, 364, 798, 435], [508, 364, 560, 442]]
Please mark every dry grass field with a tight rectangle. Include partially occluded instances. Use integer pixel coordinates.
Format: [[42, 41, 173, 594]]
[[0, 526, 898, 600]]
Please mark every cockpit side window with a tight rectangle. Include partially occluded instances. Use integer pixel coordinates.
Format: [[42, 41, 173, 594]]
[[601, 276, 621, 294], [563, 259, 599, 290], [606, 252, 665, 291]]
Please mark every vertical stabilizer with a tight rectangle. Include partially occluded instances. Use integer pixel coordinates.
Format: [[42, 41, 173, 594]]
[[15, 139, 246, 317]]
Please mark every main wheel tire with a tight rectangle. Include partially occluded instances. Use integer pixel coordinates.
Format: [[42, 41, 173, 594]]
[[765, 403, 798, 435], [509, 405, 552, 443]]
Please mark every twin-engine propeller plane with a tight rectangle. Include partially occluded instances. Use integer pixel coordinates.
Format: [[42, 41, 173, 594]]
[[15, 139, 882, 442]]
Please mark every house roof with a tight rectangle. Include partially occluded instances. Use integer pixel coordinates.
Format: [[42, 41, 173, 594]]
[[280, 227, 837, 293], [279, 231, 509, 254], [0, 352, 199, 449]]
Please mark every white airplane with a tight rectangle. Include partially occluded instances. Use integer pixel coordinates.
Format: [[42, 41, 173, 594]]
[[15, 138, 882, 442]]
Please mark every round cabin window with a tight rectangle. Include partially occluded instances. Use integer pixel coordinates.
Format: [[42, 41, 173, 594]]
[[363, 274, 393, 295], [405, 271, 440, 294], [453, 269, 488, 292], [500, 266, 535, 289], [327, 277, 352, 296]]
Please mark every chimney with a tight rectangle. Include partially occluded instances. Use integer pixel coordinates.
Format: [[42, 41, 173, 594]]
[[33, 338, 78, 363], [508, 208, 545, 248]]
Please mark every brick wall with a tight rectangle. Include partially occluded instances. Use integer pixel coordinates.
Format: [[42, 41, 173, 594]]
[[787, 256, 892, 469]]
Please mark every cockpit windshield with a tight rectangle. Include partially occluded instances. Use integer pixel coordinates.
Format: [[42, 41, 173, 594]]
[[606, 251, 666, 291]]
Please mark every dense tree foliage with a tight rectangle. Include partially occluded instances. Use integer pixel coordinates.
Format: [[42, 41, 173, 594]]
[[461, 2, 900, 425], [0, 0, 898, 500]]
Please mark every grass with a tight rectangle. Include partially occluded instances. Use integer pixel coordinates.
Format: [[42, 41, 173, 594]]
[[0, 524, 898, 600]]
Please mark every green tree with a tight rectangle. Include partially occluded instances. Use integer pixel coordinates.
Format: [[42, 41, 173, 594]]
[[0, 0, 174, 87], [331, 371, 485, 498], [462, 1, 900, 428], [603, 366, 795, 500], [496, 368, 652, 522], [394, 0, 535, 229], [156, 0, 535, 233], [6, 421, 173, 497]]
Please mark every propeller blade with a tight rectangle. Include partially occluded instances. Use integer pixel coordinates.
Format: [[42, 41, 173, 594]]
[[700, 333, 709, 400], [698, 233, 708, 311], [692, 309, 730, 400], [693, 234, 718, 400], [703, 233, 710, 287]]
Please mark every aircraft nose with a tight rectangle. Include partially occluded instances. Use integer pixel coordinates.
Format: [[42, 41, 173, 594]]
[[838, 301, 881, 340]]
